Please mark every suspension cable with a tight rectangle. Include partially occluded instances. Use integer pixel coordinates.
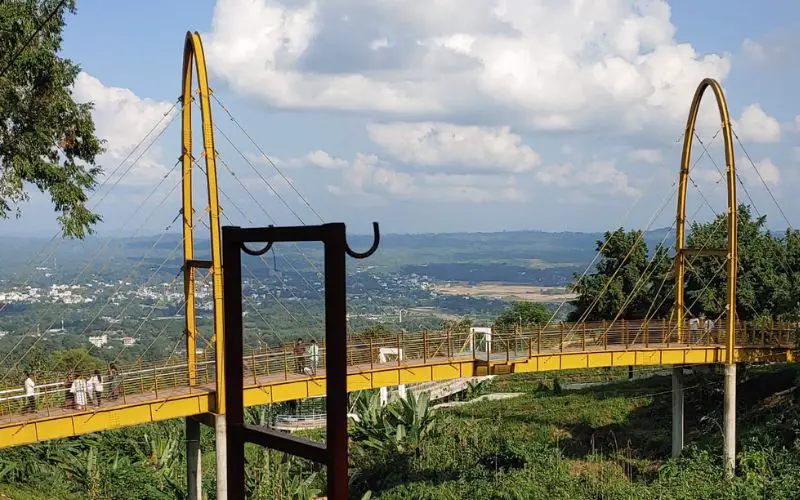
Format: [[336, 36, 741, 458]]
[[210, 93, 325, 223], [0, 160, 183, 372]]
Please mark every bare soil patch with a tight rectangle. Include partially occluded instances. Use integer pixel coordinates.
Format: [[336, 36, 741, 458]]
[[433, 282, 576, 303]]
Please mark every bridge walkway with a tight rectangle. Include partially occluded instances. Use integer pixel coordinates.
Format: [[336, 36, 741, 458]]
[[0, 321, 794, 448]]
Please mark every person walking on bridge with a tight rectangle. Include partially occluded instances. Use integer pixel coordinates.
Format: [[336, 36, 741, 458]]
[[70, 374, 88, 411], [89, 370, 103, 407], [108, 364, 120, 401], [63, 373, 74, 409], [307, 339, 320, 376], [23, 372, 36, 414], [294, 339, 306, 374]]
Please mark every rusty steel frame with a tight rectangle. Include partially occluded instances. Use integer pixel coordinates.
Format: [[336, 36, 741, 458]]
[[222, 223, 379, 500]]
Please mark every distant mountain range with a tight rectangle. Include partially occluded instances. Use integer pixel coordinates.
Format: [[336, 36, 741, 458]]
[[0, 227, 677, 273]]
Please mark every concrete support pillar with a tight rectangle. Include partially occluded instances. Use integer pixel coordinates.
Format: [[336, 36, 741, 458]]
[[379, 387, 388, 406], [398, 384, 407, 401], [215, 415, 228, 499], [671, 367, 684, 458], [723, 363, 737, 479], [186, 418, 202, 500]]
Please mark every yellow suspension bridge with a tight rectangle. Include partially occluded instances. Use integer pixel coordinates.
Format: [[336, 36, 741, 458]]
[[0, 320, 795, 448], [0, 31, 797, 498]]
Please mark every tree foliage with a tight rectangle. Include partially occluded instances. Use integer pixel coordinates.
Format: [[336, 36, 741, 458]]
[[570, 205, 800, 322], [570, 228, 673, 321], [494, 301, 550, 330], [440, 318, 473, 333], [0, 0, 103, 238], [684, 205, 800, 321]]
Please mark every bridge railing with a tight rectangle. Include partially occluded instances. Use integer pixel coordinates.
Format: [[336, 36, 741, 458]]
[[0, 320, 794, 418]]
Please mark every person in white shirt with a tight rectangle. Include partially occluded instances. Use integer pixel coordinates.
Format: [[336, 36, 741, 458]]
[[307, 339, 320, 375], [688, 317, 700, 342], [23, 372, 35, 414], [88, 370, 103, 408], [70, 375, 88, 411]]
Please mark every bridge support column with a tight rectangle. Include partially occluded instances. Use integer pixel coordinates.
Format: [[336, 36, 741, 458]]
[[723, 363, 736, 479], [380, 387, 388, 406], [671, 367, 684, 458], [186, 418, 202, 500], [215, 415, 228, 499]]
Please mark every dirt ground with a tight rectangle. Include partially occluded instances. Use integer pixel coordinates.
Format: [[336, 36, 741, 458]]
[[433, 282, 576, 303]]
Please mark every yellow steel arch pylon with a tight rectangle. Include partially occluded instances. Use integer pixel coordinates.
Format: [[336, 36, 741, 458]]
[[181, 31, 226, 411], [674, 78, 737, 365]]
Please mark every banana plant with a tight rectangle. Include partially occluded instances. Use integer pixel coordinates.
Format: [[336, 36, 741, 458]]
[[351, 389, 437, 455], [134, 430, 185, 498], [49, 444, 101, 498]]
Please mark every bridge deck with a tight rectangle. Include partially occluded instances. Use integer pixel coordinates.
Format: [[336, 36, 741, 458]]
[[0, 322, 795, 448]]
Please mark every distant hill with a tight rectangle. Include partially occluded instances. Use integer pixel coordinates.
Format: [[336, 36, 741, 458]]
[[0, 228, 676, 286]]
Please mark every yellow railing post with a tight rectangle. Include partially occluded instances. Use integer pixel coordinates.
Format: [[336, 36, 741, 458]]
[[623, 319, 629, 348], [369, 337, 374, 370], [559, 323, 564, 352], [581, 322, 586, 351], [397, 334, 402, 367], [537, 325, 542, 354], [447, 329, 452, 359], [644, 320, 649, 348], [265, 346, 270, 376], [204, 350, 210, 384], [251, 352, 258, 384], [422, 331, 428, 364], [283, 348, 289, 380], [138, 360, 144, 393]]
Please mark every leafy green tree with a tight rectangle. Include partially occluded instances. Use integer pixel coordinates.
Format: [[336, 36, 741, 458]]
[[494, 301, 550, 331], [440, 318, 472, 333], [0, 0, 104, 238], [358, 323, 392, 339], [569, 228, 673, 321], [47, 348, 105, 376], [685, 205, 799, 321]]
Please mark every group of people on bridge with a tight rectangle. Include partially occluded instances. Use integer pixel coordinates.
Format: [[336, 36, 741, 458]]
[[16, 365, 122, 415], [292, 338, 321, 376], [688, 315, 716, 341]]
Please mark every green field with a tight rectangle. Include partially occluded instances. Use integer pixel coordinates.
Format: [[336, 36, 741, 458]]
[[2, 363, 799, 499]]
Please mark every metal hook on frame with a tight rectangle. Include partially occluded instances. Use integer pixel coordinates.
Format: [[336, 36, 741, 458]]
[[240, 225, 274, 256], [345, 222, 380, 259]]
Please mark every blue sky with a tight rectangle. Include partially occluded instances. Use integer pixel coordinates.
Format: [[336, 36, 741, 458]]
[[4, 0, 800, 238]]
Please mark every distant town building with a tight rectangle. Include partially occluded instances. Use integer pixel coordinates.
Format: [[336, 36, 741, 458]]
[[88, 335, 108, 348]]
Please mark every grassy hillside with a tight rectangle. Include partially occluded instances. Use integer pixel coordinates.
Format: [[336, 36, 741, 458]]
[[366, 364, 800, 499], [1, 363, 799, 498]]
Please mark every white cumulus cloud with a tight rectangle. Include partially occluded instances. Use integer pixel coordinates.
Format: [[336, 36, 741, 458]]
[[72, 72, 175, 185], [629, 148, 663, 164], [536, 161, 641, 197], [366, 122, 541, 173], [740, 157, 780, 187], [733, 104, 781, 143], [273, 150, 348, 169], [325, 152, 526, 203], [204, 0, 731, 135]]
